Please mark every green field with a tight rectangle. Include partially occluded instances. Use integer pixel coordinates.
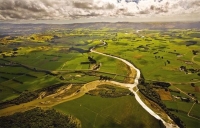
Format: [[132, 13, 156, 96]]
[[54, 95, 164, 128], [0, 28, 200, 127], [190, 103, 200, 118], [94, 29, 200, 127], [171, 112, 200, 128], [0, 86, 19, 102]]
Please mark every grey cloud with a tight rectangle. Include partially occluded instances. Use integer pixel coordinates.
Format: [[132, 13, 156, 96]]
[[117, 8, 126, 13], [105, 3, 115, 9], [156, 7, 168, 13], [123, 12, 135, 16], [73, 2, 93, 9], [150, 5, 168, 13], [70, 12, 100, 19], [139, 1, 169, 15], [0, 9, 50, 20], [0, 1, 45, 12], [0, 0, 70, 20], [116, 8, 135, 16], [116, 8, 127, 15], [0, 0, 199, 21], [1, 10, 24, 19], [73, 1, 115, 10], [0, 1, 14, 10], [139, 9, 150, 14], [14, 1, 45, 12], [86, 12, 100, 17], [191, 1, 200, 6], [150, 5, 155, 10]]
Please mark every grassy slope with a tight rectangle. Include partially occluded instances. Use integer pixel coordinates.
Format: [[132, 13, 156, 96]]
[[54, 95, 164, 128]]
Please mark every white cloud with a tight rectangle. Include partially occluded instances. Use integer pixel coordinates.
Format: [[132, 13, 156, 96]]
[[0, 0, 199, 21]]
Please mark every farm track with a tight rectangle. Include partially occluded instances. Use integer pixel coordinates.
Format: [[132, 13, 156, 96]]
[[170, 84, 196, 101], [170, 84, 200, 121], [187, 103, 200, 121], [192, 55, 200, 66]]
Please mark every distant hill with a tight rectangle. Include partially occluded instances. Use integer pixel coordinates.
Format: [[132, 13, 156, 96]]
[[65, 22, 200, 29], [0, 22, 200, 36]]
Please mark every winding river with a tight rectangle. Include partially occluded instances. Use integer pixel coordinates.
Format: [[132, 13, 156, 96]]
[[91, 47, 179, 128], [0, 43, 178, 128]]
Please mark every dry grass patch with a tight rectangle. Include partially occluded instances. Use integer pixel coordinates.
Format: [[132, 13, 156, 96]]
[[194, 86, 200, 92], [133, 55, 143, 59], [156, 89, 173, 101]]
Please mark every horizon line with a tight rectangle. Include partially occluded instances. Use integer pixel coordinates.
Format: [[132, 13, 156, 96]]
[[1, 20, 200, 25]]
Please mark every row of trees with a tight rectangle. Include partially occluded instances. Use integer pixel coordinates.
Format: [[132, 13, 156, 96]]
[[0, 83, 66, 109], [0, 58, 57, 76], [180, 65, 200, 74], [138, 82, 185, 128], [192, 50, 198, 55], [99, 75, 112, 81], [152, 82, 171, 88], [88, 56, 96, 64], [87, 85, 132, 98]]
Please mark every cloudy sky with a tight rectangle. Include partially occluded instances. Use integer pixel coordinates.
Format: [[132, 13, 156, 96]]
[[0, 0, 200, 23]]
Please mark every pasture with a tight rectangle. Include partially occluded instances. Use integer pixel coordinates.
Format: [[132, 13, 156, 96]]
[[94, 29, 200, 127], [0, 28, 200, 127], [54, 95, 164, 128]]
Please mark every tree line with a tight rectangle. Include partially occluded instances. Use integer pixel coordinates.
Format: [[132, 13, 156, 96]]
[[0, 83, 67, 109], [138, 81, 185, 128], [0, 108, 79, 128]]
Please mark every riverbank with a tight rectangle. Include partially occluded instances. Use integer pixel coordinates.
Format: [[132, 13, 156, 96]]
[[91, 49, 179, 128]]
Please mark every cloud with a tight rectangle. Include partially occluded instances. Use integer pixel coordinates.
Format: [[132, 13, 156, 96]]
[[73, 1, 115, 10], [73, 2, 93, 10], [0, 0, 199, 21]]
